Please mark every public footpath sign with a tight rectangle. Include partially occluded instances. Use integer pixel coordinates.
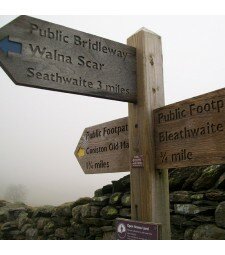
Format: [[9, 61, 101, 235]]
[[154, 87, 225, 169], [75, 117, 129, 174], [116, 218, 161, 240], [0, 16, 137, 102]]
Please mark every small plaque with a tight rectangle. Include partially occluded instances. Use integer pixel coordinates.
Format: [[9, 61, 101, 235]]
[[132, 155, 144, 168], [116, 218, 161, 240]]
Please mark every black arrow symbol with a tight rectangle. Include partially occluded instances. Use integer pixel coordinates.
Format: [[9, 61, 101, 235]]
[[0, 36, 22, 54]]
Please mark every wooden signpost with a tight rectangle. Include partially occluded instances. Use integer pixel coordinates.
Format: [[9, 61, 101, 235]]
[[4, 15, 225, 240], [154, 87, 225, 169], [0, 15, 136, 102], [75, 117, 129, 174]]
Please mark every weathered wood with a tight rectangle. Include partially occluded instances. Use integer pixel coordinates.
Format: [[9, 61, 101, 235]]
[[127, 28, 171, 239], [155, 87, 225, 169], [0, 15, 137, 102], [75, 117, 129, 174]]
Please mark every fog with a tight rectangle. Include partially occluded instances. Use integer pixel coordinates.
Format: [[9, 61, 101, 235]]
[[1, 15, 225, 206]]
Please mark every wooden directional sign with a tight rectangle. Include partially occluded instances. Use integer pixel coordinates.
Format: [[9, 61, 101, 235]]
[[0, 15, 136, 102], [154, 87, 225, 169], [75, 117, 129, 174]]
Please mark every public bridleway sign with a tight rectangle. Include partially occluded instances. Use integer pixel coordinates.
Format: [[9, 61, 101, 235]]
[[0, 15, 136, 102]]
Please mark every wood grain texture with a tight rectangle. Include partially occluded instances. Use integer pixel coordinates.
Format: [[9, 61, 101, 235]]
[[75, 117, 129, 174], [0, 15, 137, 102], [127, 28, 171, 239], [154, 87, 225, 169]]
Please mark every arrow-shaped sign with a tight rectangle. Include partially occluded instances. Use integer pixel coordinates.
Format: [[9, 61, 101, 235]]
[[0, 15, 137, 102], [75, 117, 129, 174], [0, 37, 22, 54]]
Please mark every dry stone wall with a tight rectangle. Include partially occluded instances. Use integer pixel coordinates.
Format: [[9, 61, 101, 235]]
[[1, 164, 225, 240]]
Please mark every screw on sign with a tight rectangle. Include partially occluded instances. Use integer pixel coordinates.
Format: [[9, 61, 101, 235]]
[[116, 219, 161, 240]]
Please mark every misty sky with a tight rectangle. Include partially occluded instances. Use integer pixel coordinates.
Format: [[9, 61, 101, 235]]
[[1, 15, 225, 206]]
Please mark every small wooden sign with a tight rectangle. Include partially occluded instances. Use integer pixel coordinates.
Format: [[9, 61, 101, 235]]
[[116, 218, 161, 240], [75, 117, 129, 174], [0, 16, 137, 102], [154, 87, 225, 169]]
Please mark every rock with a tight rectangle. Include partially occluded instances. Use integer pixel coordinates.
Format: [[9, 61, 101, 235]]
[[193, 224, 225, 240], [174, 204, 215, 215], [8, 207, 27, 220], [181, 167, 205, 190], [52, 202, 74, 217], [48, 234, 57, 240], [17, 213, 32, 230], [109, 192, 123, 205], [119, 208, 131, 218], [94, 189, 103, 197], [170, 225, 185, 240], [192, 200, 218, 207], [205, 190, 225, 201], [101, 219, 115, 226], [191, 215, 215, 223], [112, 175, 130, 193], [43, 222, 55, 235], [55, 228, 68, 239], [74, 197, 92, 206], [72, 223, 88, 237], [193, 165, 225, 191], [1, 221, 17, 232], [215, 171, 225, 189], [170, 191, 191, 203], [89, 227, 102, 236], [66, 226, 74, 235], [0, 210, 8, 223], [81, 218, 103, 227], [90, 206, 101, 218], [191, 193, 204, 201], [215, 202, 225, 228], [100, 206, 118, 220], [72, 205, 82, 223], [91, 196, 109, 206], [169, 167, 198, 191], [95, 236, 102, 240], [121, 193, 131, 207], [101, 226, 114, 232], [32, 205, 55, 218], [51, 216, 70, 227], [0, 200, 8, 207], [103, 231, 116, 240], [102, 184, 113, 195], [26, 228, 38, 240], [80, 204, 91, 218], [37, 217, 51, 230], [170, 215, 198, 227], [184, 227, 195, 240], [21, 224, 33, 234]]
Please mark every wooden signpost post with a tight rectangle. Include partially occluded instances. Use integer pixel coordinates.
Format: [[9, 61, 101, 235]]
[[127, 29, 171, 240]]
